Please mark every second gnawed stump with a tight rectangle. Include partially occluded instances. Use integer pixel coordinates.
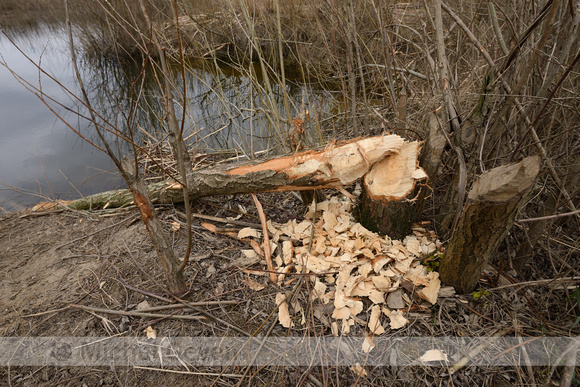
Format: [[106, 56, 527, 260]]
[[439, 156, 541, 293], [356, 141, 427, 240]]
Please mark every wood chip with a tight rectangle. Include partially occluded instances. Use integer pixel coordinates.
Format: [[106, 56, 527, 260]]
[[238, 227, 261, 239], [386, 288, 406, 309], [418, 349, 449, 363], [276, 293, 294, 328], [368, 305, 385, 335], [263, 194, 443, 333]]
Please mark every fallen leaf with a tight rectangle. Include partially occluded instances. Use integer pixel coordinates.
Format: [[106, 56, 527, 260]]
[[171, 221, 180, 232], [350, 363, 367, 377], [386, 288, 405, 309], [135, 300, 151, 311], [244, 278, 265, 291]]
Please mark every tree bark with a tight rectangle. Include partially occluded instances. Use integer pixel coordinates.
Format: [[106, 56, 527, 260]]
[[68, 135, 426, 211], [439, 156, 540, 293], [122, 158, 187, 294], [414, 111, 446, 222]]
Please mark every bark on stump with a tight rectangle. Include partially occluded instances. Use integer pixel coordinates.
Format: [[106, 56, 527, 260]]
[[355, 141, 426, 240], [439, 156, 540, 293]]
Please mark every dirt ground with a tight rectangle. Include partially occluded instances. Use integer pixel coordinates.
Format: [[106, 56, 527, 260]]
[[1, 192, 578, 386]]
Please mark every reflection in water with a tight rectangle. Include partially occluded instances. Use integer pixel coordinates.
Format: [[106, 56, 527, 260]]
[[83, 53, 331, 154], [0, 25, 335, 212]]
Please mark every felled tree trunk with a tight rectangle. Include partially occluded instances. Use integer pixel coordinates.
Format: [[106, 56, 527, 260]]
[[68, 135, 427, 211], [355, 141, 427, 240], [439, 156, 540, 293]]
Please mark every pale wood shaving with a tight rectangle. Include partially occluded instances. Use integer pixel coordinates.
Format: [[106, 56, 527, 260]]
[[248, 195, 444, 333], [276, 293, 294, 328], [368, 305, 385, 335]]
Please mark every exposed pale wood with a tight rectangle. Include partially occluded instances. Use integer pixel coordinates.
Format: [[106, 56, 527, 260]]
[[439, 156, 540, 293], [356, 141, 426, 239]]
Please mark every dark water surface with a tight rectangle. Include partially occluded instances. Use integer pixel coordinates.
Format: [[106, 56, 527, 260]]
[[0, 26, 333, 212], [0, 26, 123, 212]]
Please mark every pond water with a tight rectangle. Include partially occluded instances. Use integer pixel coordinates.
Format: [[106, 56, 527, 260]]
[[0, 25, 334, 212]]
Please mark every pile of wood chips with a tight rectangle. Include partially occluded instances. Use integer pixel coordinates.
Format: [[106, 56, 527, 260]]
[[235, 194, 443, 346]]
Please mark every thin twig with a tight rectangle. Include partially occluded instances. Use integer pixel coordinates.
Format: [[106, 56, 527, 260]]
[[518, 209, 580, 223], [71, 304, 204, 320], [134, 366, 243, 378], [488, 2, 509, 55], [485, 276, 580, 291], [439, 1, 579, 223], [251, 193, 277, 283], [450, 328, 512, 374], [177, 211, 262, 229]]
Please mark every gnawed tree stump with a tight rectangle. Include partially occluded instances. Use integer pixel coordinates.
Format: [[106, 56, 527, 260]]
[[355, 141, 427, 240], [67, 135, 427, 211], [439, 156, 540, 293]]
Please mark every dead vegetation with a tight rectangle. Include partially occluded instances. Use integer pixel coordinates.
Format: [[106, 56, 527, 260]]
[[1, 0, 579, 385]]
